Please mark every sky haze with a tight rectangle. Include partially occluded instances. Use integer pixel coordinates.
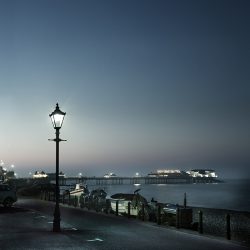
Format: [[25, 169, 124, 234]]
[[0, 0, 249, 179]]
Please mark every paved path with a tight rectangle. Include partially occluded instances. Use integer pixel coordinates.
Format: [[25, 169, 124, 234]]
[[0, 198, 248, 250]]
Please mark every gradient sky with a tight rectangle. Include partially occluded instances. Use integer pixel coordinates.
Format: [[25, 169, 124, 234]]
[[0, 0, 249, 178]]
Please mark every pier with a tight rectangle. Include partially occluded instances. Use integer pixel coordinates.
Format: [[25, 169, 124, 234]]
[[11, 176, 220, 189], [64, 176, 203, 185]]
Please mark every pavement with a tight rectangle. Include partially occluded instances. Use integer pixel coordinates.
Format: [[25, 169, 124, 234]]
[[0, 198, 249, 250]]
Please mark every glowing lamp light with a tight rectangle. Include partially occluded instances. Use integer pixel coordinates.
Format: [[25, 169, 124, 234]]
[[49, 103, 66, 129]]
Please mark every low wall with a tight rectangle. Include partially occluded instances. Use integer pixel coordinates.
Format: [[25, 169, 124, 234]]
[[40, 189, 250, 247], [192, 207, 250, 245]]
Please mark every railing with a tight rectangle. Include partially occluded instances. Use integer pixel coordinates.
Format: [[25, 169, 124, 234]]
[[40, 189, 248, 244]]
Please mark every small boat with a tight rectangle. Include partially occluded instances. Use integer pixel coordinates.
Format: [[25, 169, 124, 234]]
[[162, 203, 178, 214], [63, 183, 89, 197], [110, 189, 147, 216]]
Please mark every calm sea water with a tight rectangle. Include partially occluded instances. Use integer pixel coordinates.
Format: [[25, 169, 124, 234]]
[[88, 179, 250, 212]]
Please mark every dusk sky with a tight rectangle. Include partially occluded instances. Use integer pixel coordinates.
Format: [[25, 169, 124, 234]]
[[0, 0, 249, 178]]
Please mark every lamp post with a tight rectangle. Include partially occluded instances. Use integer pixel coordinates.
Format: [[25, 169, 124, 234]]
[[49, 103, 66, 232]]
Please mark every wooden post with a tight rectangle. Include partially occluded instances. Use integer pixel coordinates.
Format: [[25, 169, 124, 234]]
[[116, 200, 119, 216], [198, 210, 203, 234], [95, 199, 99, 212], [74, 196, 77, 207], [141, 203, 145, 221], [157, 205, 161, 225], [176, 207, 180, 229], [226, 214, 231, 240], [184, 192, 187, 208], [105, 199, 109, 214], [128, 202, 131, 218]]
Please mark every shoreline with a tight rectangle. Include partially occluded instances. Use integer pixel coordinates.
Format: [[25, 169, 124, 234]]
[[191, 206, 250, 245]]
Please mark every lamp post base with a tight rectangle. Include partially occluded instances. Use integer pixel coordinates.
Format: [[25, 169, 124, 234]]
[[53, 220, 61, 232], [53, 204, 61, 232]]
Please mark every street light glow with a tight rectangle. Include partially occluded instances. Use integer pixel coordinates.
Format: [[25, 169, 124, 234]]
[[49, 103, 66, 129]]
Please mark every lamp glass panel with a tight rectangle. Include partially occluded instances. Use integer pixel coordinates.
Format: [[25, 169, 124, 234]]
[[51, 113, 65, 128]]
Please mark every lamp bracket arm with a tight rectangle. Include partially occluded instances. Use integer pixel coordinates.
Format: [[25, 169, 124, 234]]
[[48, 138, 67, 142]]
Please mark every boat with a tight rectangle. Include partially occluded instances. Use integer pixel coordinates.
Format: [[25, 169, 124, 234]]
[[110, 189, 147, 216], [63, 183, 89, 197], [162, 203, 178, 215]]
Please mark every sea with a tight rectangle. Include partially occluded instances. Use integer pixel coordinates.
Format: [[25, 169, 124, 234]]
[[85, 179, 250, 212]]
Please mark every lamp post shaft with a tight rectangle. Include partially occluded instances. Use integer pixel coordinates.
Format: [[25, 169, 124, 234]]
[[53, 128, 61, 232]]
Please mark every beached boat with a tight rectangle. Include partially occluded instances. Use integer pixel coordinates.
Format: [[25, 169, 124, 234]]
[[162, 203, 178, 214], [110, 189, 147, 216], [63, 183, 89, 197]]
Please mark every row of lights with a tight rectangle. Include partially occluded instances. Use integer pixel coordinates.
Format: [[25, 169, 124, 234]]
[[0, 161, 18, 178]]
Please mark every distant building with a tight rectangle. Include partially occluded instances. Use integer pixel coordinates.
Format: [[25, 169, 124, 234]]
[[0, 166, 15, 181], [148, 169, 182, 177], [0, 166, 5, 181], [47, 172, 66, 185], [186, 169, 218, 178], [33, 171, 48, 179], [104, 172, 117, 178], [46, 172, 66, 180]]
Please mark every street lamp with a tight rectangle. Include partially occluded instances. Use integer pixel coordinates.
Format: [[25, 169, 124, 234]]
[[49, 103, 66, 232]]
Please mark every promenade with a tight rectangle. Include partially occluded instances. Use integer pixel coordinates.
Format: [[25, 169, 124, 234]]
[[0, 198, 248, 250]]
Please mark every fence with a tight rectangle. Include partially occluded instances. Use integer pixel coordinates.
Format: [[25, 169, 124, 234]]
[[40, 190, 250, 245]]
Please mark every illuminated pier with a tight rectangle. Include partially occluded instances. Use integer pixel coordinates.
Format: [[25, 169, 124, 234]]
[[65, 176, 197, 185]]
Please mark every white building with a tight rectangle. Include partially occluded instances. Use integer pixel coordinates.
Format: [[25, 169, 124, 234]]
[[186, 169, 218, 178]]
